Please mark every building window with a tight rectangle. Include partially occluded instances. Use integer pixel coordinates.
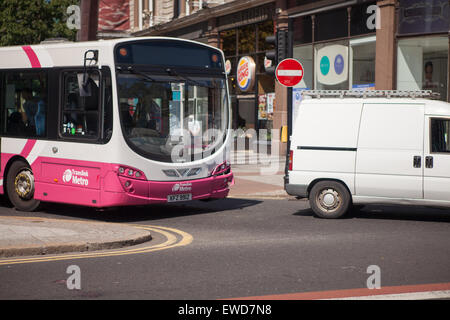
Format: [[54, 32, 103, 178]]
[[173, 0, 182, 19], [219, 19, 275, 132], [221, 29, 237, 57], [350, 1, 378, 36], [314, 8, 348, 42], [291, 2, 377, 91], [292, 15, 312, 45], [397, 36, 448, 101], [350, 36, 376, 90], [238, 25, 256, 55], [314, 40, 349, 90], [398, 0, 449, 36], [293, 45, 313, 89]]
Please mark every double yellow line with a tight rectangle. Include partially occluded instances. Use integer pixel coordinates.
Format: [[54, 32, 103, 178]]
[[0, 225, 193, 266]]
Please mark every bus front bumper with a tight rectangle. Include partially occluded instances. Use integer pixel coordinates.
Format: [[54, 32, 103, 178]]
[[102, 170, 234, 207]]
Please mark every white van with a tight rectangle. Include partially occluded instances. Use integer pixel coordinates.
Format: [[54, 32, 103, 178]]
[[285, 90, 450, 218]]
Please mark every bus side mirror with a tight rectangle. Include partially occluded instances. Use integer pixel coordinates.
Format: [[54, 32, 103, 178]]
[[80, 50, 99, 97]]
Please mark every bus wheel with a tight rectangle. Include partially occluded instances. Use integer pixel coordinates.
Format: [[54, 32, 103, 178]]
[[6, 160, 40, 212], [309, 181, 350, 219]]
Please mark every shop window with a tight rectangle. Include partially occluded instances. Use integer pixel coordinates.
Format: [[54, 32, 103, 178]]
[[219, 20, 276, 134], [257, 73, 275, 127], [314, 9, 348, 42], [292, 15, 312, 45], [237, 98, 255, 130], [238, 25, 256, 55], [350, 1, 377, 36], [258, 20, 275, 52], [225, 58, 237, 95], [61, 71, 100, 138], [2, 71, 47, 137], [314, 40, 349, 90], [398, 0, 449, 35], [397, 36, 448, 101], [293, 45, 313, 89], [350, 36, 376, 90], [431, 118, 450, 153], [220, 29, 236, 57]]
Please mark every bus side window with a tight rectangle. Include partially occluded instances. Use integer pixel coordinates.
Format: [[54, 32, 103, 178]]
[[61, 71, 100, 138], [102, 67, 113, 142], [2, 71, 47, 138]]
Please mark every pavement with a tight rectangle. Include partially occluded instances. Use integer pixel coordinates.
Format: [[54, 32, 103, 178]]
[[228, 151, 288, 199], [0, 216, 152, 258], [0, 151, 289, 258]]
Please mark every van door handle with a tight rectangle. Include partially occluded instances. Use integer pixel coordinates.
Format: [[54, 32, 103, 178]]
[[425, 156, 433, 168], [413, 156, 422, 168]]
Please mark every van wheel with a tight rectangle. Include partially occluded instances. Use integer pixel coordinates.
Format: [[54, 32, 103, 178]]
[[6, 160, 40, 212], [309, 181, 351, 219]]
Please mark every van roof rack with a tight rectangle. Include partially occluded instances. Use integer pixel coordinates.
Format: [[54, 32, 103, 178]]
[[301, 90, 440, 99]]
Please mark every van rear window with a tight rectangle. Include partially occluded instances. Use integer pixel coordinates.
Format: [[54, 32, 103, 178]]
[[431, 119, 450, 153]]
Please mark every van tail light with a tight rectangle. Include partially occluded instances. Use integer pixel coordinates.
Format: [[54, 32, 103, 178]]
[[288, 150, 293, 171]]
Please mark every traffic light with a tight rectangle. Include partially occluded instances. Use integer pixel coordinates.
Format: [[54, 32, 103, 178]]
[[264, 34, 277, 75], [277, 29, 288, 63], [264, 29, 292, 75]]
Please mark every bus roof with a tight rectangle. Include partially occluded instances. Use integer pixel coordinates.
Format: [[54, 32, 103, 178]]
[[0, 37, 222, 69]]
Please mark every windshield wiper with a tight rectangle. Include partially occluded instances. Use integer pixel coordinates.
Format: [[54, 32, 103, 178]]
[[117, 66, 156, 82], [165, 68, 214, 89]]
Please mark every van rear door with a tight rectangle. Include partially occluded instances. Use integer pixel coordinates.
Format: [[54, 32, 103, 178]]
[[355, 103, 425, 199]]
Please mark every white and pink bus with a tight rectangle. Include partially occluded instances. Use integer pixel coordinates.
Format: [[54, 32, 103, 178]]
[[0, 37, 233, 211]]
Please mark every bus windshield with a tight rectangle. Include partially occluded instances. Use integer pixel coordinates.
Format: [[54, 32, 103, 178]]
[[117, 71, 229, 163]]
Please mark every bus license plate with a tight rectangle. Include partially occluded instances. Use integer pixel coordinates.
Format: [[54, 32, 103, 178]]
[[167, 194, 192, 202]]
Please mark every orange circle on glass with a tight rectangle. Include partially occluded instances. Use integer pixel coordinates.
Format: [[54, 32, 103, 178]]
[[119, 48, 128, 56]]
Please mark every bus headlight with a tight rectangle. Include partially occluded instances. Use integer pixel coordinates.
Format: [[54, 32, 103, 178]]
[[212, 161, 230, 176], [116, 165, 146, 180]]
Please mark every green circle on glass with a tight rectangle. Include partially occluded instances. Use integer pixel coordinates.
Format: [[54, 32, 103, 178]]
[[320, 56, 330, 76]]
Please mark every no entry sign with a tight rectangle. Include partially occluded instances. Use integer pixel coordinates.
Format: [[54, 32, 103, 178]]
[[275, 58, 304, 87]]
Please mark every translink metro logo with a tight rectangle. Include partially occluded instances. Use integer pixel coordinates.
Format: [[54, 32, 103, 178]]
[[172, 183, 192, 192], [62, 169, 89, 186], [62, 169, 72, 183]]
